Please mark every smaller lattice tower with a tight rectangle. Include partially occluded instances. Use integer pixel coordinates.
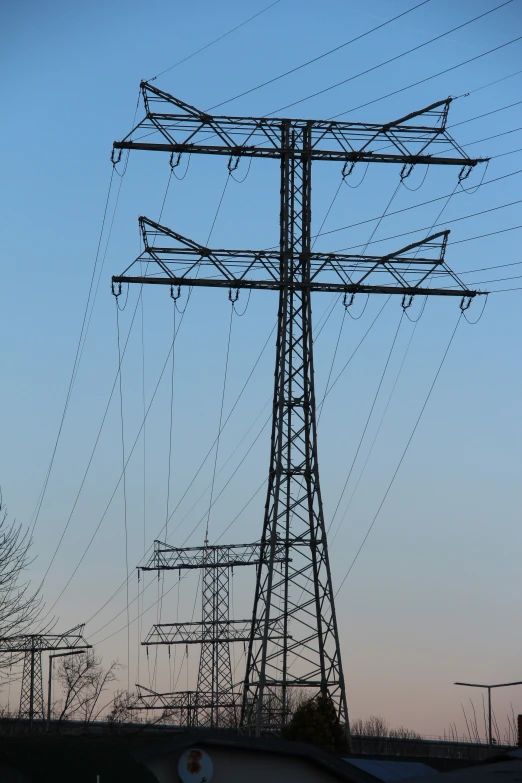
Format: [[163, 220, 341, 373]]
[[136, 541, 286, 727], [0, 625, 91, 723]]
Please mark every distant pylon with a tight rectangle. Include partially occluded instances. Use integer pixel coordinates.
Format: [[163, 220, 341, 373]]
[[0, 625, 91, 727], [20, 647, 44, 720], [138, 541, 287, 727]]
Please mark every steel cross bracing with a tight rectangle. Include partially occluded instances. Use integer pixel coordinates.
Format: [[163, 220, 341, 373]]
[[112, 82, 487, 737], [0, 625, 91, 722], [139, 541, 287, 728]]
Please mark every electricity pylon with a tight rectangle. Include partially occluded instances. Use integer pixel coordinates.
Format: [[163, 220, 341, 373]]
[[0, 624, 91, 726], [112, 81, 487, 736], [137, 540, 286, 727]]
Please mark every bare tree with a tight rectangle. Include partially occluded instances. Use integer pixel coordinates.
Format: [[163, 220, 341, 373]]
[[0, 493, 42, 673], [106, 690, 140, 726], [351, 715, 420, 740], [351, 715, 390, 737], [389, 725, 422, 740], [54, 652, 120, 726]]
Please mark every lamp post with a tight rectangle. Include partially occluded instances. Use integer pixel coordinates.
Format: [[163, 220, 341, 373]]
[[454, 680, 522, 748], [47, 650, 87, 732]]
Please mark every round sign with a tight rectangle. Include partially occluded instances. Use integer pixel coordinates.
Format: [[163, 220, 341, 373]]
[[178, 748, 213, 783]]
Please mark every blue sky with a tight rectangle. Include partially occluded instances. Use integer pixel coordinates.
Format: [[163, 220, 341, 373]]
[[1, 0, 521, 736]]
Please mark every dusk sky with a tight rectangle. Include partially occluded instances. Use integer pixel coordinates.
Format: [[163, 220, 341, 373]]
[[1, 0, 521, 738]]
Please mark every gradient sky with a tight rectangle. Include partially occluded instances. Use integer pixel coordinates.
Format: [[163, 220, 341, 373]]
[[1, 0, 521, 738]]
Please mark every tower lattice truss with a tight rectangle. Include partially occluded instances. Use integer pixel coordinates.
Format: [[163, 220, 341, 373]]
[[113, 82, 488, 735], [0, 625, 91, 720], [136, 541, 286, 728]]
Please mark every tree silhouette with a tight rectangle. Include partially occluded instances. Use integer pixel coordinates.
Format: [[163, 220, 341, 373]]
[[282, 692, 349, 753]]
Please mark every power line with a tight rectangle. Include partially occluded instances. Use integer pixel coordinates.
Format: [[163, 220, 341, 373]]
[[204, 306, 234, 544], [115, 301, 131, 694], [431, 128, 522, 159], [494, 146, 522, 159], [451, 99, 522, 128], [330, 313, 422, 547], [458, 68, 522, 98], [329, 37, 522, 120], [327, 313, 404, 535], [452, 225, 522, 245], [313, 168, 522, 244], [149, 0, 281, 81], [333, 201, 522, 253], [453, 273, 522, 286], [39, 171, 175, 591], [268, 0, 516, 115], [43, 166, 234, 612], [458, 260, 522, 275], [335, 313, 463, 595], [29, 168, 115, 537], [207, 0, 432, 111]]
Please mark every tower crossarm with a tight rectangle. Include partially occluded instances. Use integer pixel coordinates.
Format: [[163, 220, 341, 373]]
[[114, 221, 486, 299], [131, 686, 239, 711], [143, 619, 285, 646], [139, 539, 289, 572], [113, 82, 487, 168], [0, 624, 92, 653]]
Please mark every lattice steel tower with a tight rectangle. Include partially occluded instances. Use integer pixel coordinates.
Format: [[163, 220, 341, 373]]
[[0, 625, 91, 725], [137, 541, 285, 728], [111, 82, 487, 736]]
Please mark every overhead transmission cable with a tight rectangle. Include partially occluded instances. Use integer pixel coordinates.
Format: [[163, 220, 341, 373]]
[[204, 304, 234, 544], [29, 168, 115, 538], [115, 301, 131, 694], [39, 169, 175, 592], [148, 0, 281, 81], [330, 319, 419, 547], [312, 167, 522, 244], [268, 0, 516, 115], [54, 173, 235, 633], [327, 313, 404, 535], [207, 0, 432, 111], [329, 36, 522, 120], [29, 89, 142, 540], [335, 313, 463, 595], [328, 181, 461, 543], [332, 202, 522, 254], [44, 170, 232, 615]]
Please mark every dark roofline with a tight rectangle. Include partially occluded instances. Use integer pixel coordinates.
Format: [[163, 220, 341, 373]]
[[132, 730, 376, 782]]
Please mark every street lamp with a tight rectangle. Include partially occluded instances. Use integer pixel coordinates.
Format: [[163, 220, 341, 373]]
[[47, 650, 87, 732], [454, 680, 522, 748]]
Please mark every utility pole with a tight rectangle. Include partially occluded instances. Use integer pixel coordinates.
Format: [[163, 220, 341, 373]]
[[136, 540, 287, 728], [0, 624, 91, 731], [112, 82, 487, 737], [455, 680, 522, 748]]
